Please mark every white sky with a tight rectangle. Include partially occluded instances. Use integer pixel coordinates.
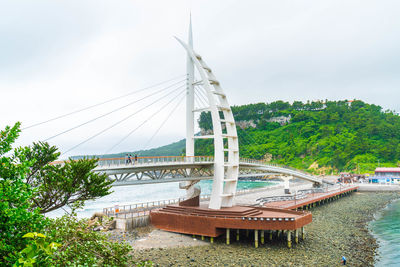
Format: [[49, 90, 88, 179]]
[[1, 0, 399, 158]]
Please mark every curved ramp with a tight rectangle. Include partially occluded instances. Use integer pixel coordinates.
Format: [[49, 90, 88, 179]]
[[239, 161, 334, 185]]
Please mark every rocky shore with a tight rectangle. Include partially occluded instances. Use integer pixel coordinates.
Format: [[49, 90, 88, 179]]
[[126, 192, 399, 266]]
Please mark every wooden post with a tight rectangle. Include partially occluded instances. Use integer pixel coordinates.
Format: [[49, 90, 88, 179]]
[[226, 228, 230, 245], [301, 227, 305, 240], [210, 237, 214, 243], [295, 229, 299, 244], [269, 231, 273, 241], [246, 229, 249, 237], [255, 230, 259, 248], [287, 230, 292, 248], [201, 235, 204, 240], [236, 229, 240, 241], [261, 230, 265, 244]]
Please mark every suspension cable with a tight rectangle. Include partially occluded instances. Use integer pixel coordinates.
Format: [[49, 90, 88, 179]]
[[195, 85, 210, 104], [44, 79, 186, 142], [194, 89, 207, 107], [62, 85, 186, 155], [105, 91, 186, 153], [22, 74, 186, 130], [193, 91, 203, 109], [140, 94, 185, 153]]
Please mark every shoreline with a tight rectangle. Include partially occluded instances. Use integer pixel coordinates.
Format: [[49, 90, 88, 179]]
[[127, 192, 399, 266]]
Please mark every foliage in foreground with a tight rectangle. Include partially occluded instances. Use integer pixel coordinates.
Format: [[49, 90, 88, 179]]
[[197, 100, 400, 173], [44, 204, 136, 266], [1, 122, 144, 266], [0, 123, 48, 264], [14, 232, 60, 266], [24, 141, 113, 213]]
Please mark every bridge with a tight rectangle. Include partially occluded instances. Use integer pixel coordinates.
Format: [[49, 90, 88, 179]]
[[90, 156, 327, 186], [34, 19, 331, 211]]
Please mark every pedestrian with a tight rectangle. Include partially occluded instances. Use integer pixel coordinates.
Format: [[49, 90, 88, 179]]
[[341, 256, 346, 265], [135, 154, 138, 163], [127, 154, 131, 164], [125, 154, 129, 164], [129, 154, 133, 164]]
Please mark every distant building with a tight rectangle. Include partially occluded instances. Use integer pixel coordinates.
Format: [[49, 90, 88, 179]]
[[369, 167, 400, 184]]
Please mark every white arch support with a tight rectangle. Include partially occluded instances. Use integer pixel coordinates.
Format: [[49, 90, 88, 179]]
[[176, 37, 239, 210]]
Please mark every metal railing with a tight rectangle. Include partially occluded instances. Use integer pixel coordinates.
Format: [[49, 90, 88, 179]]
[[96, 156, 214, 168], [103, 183, 282, 219], [256, 184, 354, 205]]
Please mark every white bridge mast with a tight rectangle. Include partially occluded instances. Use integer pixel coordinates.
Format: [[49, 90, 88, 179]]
[[179, 19, 239, 210]]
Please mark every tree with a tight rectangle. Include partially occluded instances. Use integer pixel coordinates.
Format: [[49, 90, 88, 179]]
[[0, 123, 48, 264], [23, 142, 113, 214]]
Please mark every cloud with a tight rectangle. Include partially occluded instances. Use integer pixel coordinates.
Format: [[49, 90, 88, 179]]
[[1, 0, 400, 157]]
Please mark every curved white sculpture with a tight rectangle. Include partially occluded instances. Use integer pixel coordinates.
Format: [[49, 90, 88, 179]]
[[176, 37, 239, 210]]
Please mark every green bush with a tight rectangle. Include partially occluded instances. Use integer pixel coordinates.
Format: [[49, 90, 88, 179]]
[[14, 232, 60, 267], [0, 123, 48, 265], [45, 203, 151, 266]]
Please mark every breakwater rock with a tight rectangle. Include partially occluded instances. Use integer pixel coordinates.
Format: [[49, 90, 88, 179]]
[[130, 192, 399, 266]]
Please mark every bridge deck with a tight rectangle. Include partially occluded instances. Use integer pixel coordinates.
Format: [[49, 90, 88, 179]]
[[263, 185, 358, 210]]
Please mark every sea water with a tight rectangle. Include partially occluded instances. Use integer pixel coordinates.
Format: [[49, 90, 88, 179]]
[[47, 180, 276, 218], [370, 199, 400, 267]]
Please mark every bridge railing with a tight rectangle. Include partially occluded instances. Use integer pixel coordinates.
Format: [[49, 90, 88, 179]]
[[53, 156, 317, 180], [239, 158, 315, 178], [95, 155, 214, 168]]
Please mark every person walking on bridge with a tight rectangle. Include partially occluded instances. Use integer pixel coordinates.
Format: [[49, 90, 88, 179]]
[[125, 154, 129, 164]]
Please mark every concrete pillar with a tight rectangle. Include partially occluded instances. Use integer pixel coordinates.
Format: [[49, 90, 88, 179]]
[[287, 230, 292, 248], [269, 231, 273, 241], [236, 229, 240, 241], [261, 230, 265, 244], [255, 230, 259, 248], [295, 229, 299, 244], [226, 228, 230, 245]]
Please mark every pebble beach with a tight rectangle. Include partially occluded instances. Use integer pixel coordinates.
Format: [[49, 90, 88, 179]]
[[126, 192, 399, 266]]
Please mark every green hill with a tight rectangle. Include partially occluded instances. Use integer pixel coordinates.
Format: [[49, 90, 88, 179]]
[[72, 139, 185, 159], [196, 100, 400, 174]]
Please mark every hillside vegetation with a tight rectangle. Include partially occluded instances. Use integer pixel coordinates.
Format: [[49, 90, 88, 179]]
[[196, 100, 400, 174]]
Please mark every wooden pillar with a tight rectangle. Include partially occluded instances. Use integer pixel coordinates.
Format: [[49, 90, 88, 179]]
[[287, 230, 292, 248], [301, 227, 305, 240], [295, 229, 299, 244], [236, 229, 240, 241], [246, 229, 249, 237], [254, 230, 259, 248], [269, 231, 273, 241], [201, 235, 204, 240], [278, 230, 281, 238], [226, 228, 230, 245], [210, 237, 214, 243], [261, 230, 265, 244]]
